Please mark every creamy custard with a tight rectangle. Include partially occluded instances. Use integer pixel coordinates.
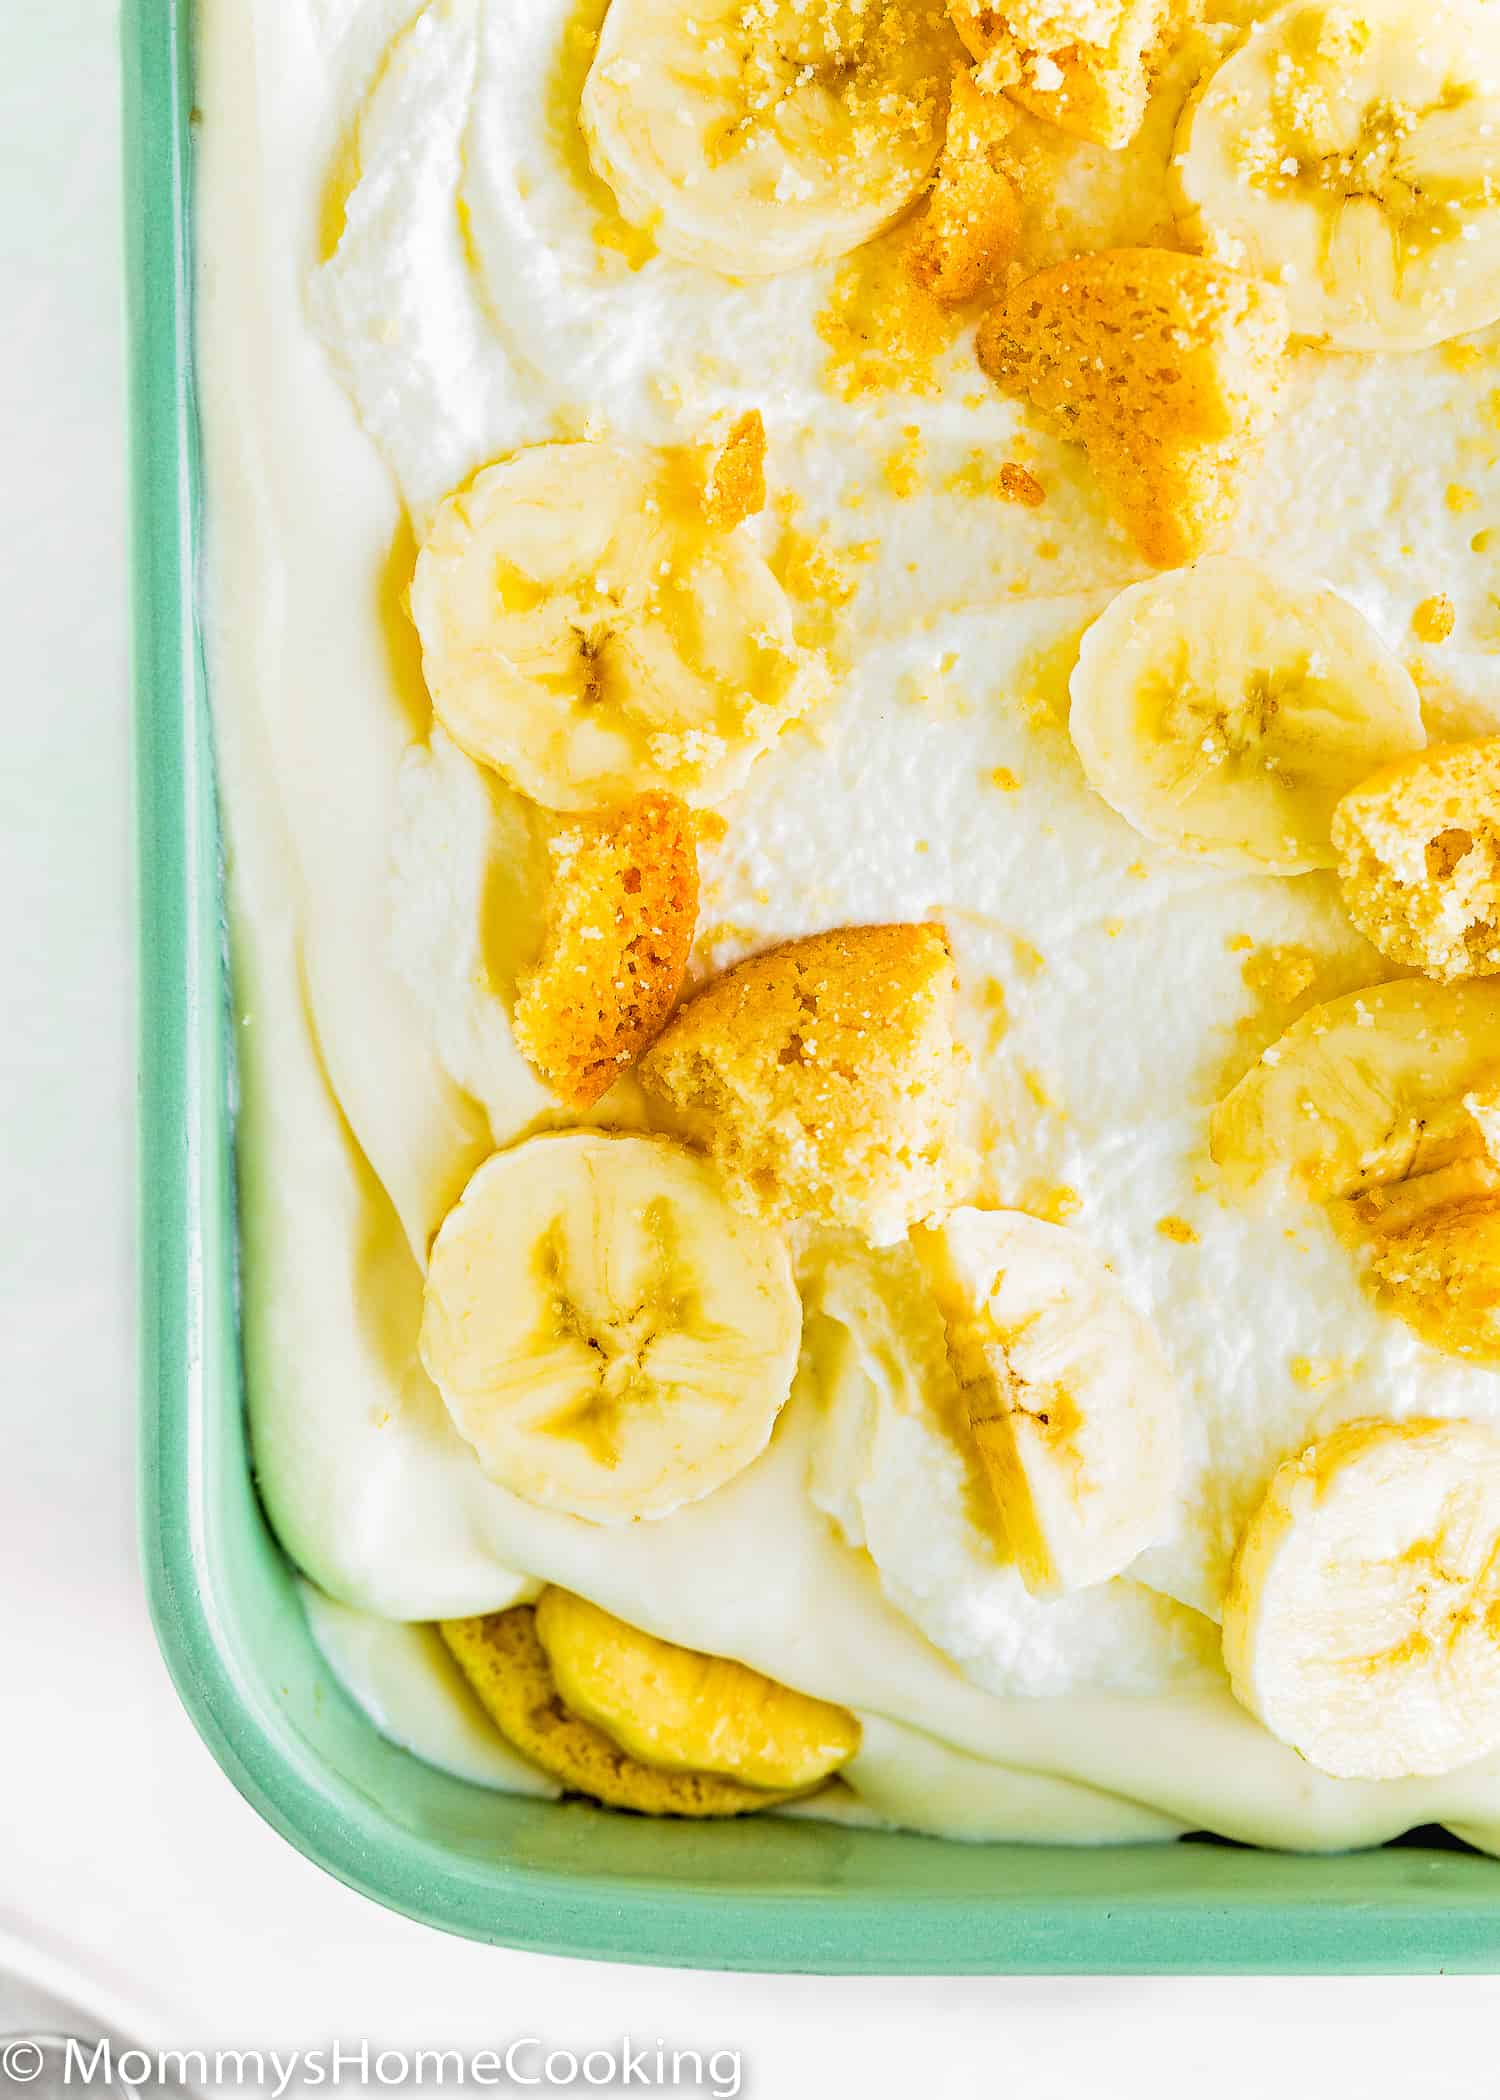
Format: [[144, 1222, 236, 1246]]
[[197, 0, 1500, 1847]]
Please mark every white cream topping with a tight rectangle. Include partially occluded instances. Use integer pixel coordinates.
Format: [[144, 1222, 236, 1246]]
[[197, 0, 1500, 1845]]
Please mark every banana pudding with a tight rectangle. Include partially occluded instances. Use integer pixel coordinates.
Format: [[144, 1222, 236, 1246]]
[[196, 0, 1500, 1850]]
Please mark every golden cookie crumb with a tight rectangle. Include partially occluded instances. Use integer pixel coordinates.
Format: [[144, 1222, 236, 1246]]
[[1445, 343, 1485, 372], [945, 450, 995, 499], [1241, 944, 1320, 1006], [819, 227, 960, 400], [905, 66, 1021, 306], [642, 922, 969, 1240], [1334, 740, 1500, 981], [702, 409, 767, 530], [1448, 484, 1479, 515], [513, 793, 698, 1107], [999, 462, 1046, 506], [883, 426, 927, 497], [976, 248, 1288, 566], [1412, 594, 1456, 645], [774, 513, 875, 615], [949, 0, 1188, 148], [694, 809, 730, 848], [1156, 1215, 1199, 1244], [1366, 1196, 1500, 1365]]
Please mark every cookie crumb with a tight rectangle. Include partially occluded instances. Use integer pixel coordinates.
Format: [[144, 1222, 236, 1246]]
[[999, 462, 1046, 507], [905, 67, 1020, 306], [1412, 594, 1456, 645], [702, 410, 767, 529], [514, 793, 698, 1107], [1241, 943, 1319, 1005], [642, 922, 968, 1240], [976, 248, 1288, 566], [883, 426, 927, 497]]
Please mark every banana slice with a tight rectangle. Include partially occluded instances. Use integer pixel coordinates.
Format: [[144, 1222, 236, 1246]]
[[1173, 0, 1500, 350], [580, 0, 954, 278], [409, 442, 821, 813], [911, 1208, 1180, 1595], [1068, 559, 1425, 873], [1211, 979, 1500, 1202], [1222, 1417, 1500, 1778], [420, 1132, 802, 1522], [533, 1587, 860, 1789], [440, 1606, 794, 1814]]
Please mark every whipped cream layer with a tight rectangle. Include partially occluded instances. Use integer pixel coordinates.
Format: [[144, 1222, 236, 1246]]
[[196, 0, 1500, 1846]]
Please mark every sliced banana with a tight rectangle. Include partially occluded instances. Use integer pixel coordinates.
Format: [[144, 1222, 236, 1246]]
[[1174, 0, 1500, 350], [911, 1208, 1180, 1595], [1068, 559, 1425, 873], [580, 0, 954, 277], [419, 1131, 802, 1522], [533, 1587, 860, 1789], [1211, 979, 1500, 1202], [1223, 1417, 1500, 1778], [410, 442, 821, 813], [440, 1606, 794, 1814]]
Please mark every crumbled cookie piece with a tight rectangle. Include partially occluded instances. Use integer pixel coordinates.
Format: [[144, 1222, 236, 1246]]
[[439, 1607, 788, 1817], [976, 248, 1288, 565], [1240, 943, 1320, 1007], [948, 0, 1186, 148], [513, 792, 699, 1108], [1333, 740, 1500, 982], [883, 426, 927, 496], [1412, 594, 1456, 645], [906, 68, 1022, 305], [998, 461, 1045, 505], [703, 410, 767, 530], [642, 922, 969, 1243], [1365, 1195, 1500, 1366]]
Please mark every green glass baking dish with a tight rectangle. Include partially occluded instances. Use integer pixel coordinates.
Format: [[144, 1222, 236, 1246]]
[[127, 0, 1500, 1971]]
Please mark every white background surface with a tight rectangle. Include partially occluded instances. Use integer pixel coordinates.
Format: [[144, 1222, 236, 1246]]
[[5, 2, 1500, 2091]]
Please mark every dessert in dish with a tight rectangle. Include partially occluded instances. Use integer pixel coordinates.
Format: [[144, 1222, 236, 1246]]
[[194, 0, 1500, 1848]]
